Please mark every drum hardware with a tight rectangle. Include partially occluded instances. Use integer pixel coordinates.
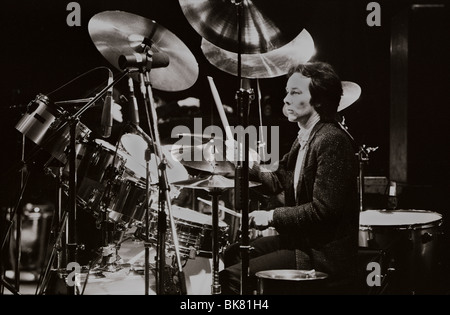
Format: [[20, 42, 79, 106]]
[[10, 69, 131, 295], [120, 57, 187, 296]]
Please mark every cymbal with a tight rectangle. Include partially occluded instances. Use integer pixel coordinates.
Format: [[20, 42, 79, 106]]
[[170, 140, 236, 175], [201, 29, 315, 79], [169, 138, 260, 175], [338, 81, 362, 112], [179, 0, 305, 54], [172, 174, 261, 191], [88, 11, 199, 91], [282, 81, 362, 117]]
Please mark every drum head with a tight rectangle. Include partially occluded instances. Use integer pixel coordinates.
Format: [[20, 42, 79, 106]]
[[120, 133, 147, 160], [360, 209, 442, 227], [120, 133, 189, 184]]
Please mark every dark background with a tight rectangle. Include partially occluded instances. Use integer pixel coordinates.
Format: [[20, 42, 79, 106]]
[[0, 0, 447, 208], [0, 0, 449, 294], [0, 0, 395, 202]]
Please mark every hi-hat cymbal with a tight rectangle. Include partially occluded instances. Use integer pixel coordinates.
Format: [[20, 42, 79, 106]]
[[172, 174, 261, 191], [338, 81, 362, 112], [88, 11, 199, 91], [169, 138, 260, 175], [201, 29, 315, 79], [179, 0, 306, 54], [170, 140, 236, 175]]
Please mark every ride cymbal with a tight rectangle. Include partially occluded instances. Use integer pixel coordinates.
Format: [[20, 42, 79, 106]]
[[88, 10, 199, 91], [179, 0, 306, 54], [201, 29, 315, 79]]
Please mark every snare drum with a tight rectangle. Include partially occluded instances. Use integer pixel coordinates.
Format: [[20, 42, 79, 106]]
[[359, 209, 443, 290], [147, 206, 229, 259], [15, 94, 91, 163]]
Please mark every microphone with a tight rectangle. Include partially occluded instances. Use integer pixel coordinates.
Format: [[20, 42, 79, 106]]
[[100, 70, 113, 138], [127, 76, 140, 126], [118, 52, 170, 70]]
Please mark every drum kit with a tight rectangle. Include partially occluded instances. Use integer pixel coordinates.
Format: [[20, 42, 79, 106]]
[[1, 1, 443, 296]]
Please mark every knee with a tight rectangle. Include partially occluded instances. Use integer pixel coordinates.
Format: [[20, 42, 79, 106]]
[[219, 268, 241, 295], [222, 242, 241, 267]]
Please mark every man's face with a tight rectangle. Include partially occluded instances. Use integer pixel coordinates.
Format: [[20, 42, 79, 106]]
[[283, 73, 317, 124]]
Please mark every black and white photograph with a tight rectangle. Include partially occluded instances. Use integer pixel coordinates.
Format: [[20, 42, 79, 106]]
[[0, 0, 449, 301]]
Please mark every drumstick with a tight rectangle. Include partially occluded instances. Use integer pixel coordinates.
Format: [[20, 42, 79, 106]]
[[207, 76, 233, 141], [197, 197, 242, 218]]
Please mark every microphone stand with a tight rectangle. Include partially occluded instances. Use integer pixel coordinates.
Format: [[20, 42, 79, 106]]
[[0, 105, 32, 295], [43, 69, 130, 294], [131, 54, 186, 295]]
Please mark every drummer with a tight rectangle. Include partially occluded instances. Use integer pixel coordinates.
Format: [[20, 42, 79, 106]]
[[219, 61, 360, 295]]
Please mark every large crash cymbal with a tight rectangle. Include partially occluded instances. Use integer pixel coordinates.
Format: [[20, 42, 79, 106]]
[[178, 0, 306, 54], [88, 10, 198, 91], [338, 81, 362, 112], [201, 29, 315, 79]]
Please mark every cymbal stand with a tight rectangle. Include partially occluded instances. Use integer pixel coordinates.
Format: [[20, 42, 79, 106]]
[[233, 0, 255, 295], [129, 52, 186, 294], [209, 187, 225, 295], [337, 117, 378, 211]]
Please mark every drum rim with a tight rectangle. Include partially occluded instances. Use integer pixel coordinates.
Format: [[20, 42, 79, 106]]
[[359, 209, 443, 230], [256, 269, 328, 281]]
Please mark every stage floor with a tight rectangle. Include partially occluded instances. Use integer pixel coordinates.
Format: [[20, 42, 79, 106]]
[[4, 235, 223, 295]]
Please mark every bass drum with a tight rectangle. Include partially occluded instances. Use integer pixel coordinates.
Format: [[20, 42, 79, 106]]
[[359, 209, 443, 293], [119, 133, 189, 184]]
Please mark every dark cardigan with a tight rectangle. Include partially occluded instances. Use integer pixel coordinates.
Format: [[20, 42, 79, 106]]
[[250, 121, 359, 283]]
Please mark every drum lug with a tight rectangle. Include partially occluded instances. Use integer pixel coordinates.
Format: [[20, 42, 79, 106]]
[[421, 232, 433, 244], [77, 243, 85, 251]]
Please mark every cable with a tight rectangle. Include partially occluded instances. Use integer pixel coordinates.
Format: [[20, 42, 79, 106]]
[[45, 66, 112, 97]]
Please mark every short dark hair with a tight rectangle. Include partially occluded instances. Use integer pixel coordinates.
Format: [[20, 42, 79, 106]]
[[287, 62, 342, 121]]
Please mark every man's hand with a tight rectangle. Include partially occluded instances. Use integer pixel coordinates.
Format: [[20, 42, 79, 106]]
[[249, 210, 274, 230], [112, 101, 123, 122]]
